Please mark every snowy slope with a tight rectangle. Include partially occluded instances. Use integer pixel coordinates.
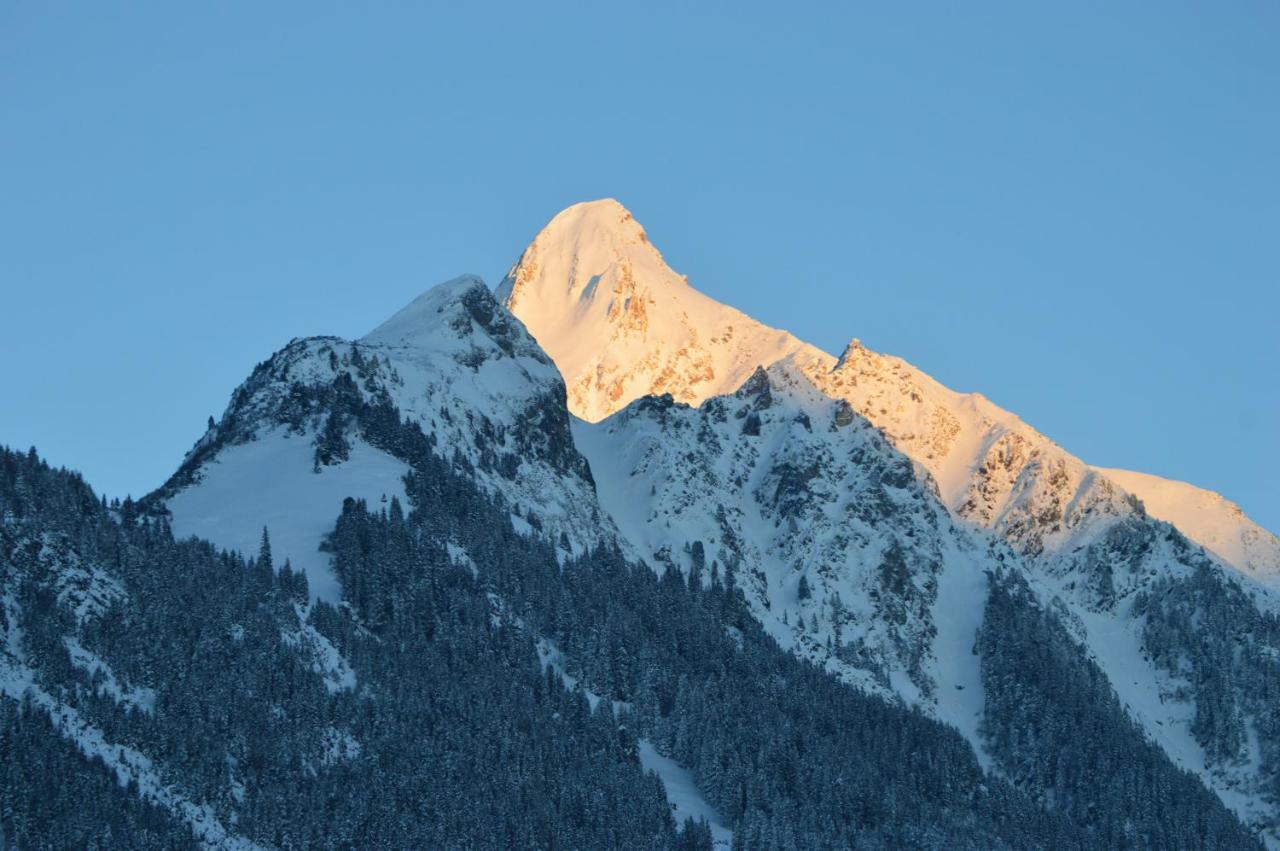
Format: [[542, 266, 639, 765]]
[[533, 632, 733, 849], [160, 276, 615, 603], [0, 524, 264, 850], [579, 393, 1278, 841], [1098, 466, 1280, 587], [638, 741, 733, 849], [574, 364, 1000, 751], [168, 430, 408, 601]]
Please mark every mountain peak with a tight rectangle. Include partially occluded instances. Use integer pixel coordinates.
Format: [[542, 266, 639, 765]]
[[549, 197, 643, 231], [497, 199, 669, 313], [362, 274, 493, 348], [536, 198, 650, 248], [499, 200, 804, 422], [834, 338, 864, 371]]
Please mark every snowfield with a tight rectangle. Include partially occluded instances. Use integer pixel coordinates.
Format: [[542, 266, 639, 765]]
[[638, 740, 733, 849], [167, 430, 409, 602]]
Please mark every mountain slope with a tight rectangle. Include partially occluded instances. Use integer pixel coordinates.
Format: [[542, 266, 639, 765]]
[[503, 199, 1280, 842], [8, 433, 1141, 848], [572, 364, 997, 738], [578, 353, 1280, 842], [155, 276, 611, 602], [1, 445, 708, 850], [1099, 466, 1280, 586], [501, 199, 1277, 589]]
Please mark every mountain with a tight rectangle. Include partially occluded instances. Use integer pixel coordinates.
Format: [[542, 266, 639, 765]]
[[155, 276, 611, 602], [501, 199, 1278, 586], [503, 199, 1280, 842], [3, 290, 1127, 849], [3, 199, 1277, 849]]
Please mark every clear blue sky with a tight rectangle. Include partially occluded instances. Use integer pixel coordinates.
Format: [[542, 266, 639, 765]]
[[2, 3, 1277, 530]]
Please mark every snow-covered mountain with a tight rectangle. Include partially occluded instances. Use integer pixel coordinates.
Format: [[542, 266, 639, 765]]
[[501, 199, 1278, 589], [6, 198, 1277, 848], [578, 369, 1280, 840], [116, 197, 1280, 843], [503, 199, 1280, 841], [157, 276, 612, 602]]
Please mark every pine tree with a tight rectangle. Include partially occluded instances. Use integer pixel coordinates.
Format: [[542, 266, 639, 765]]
[[258, 526, 273, 573]]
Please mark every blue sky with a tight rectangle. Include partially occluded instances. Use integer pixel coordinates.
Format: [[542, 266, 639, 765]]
[[2, 3, 1277, 530]]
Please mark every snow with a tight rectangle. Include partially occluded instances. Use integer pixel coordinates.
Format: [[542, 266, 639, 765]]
[[167, 429, 409, 603], [926, 538, 992, 770], [64, 637, 157, 714], [578, 374, 997, 765], [318, 726, 361, 766], [166, 273, 629, 607], [535, 638, 629, 713], [574, 372, 960, 703], [281, 603, 357, 693], [499, 198, 808, 424], [1000, 529, 1280, 846], [36, 536, 127, 625], [354, 278, 625, 562], [1, 529, 262, 846], [2, 606, 260, 850], [638, 740, 733, 849], [1098, 466, 1280, 587], [362, 274, 489, 348], [502, 200, 1278, 573], [359, 275, 566, 430], [533, 635, 731, 848], [1069, 595, 1279, 846], [446, 541, 477, 576]]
